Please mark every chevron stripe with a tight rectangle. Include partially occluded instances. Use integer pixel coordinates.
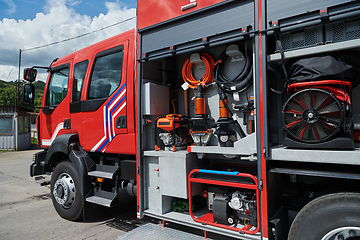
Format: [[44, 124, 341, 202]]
[[42, 122, 64, 146], [91, 83, 127, 152]]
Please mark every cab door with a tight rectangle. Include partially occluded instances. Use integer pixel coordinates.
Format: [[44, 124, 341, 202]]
[[76, 39, 134, 154], [39, 60, 73, 147]]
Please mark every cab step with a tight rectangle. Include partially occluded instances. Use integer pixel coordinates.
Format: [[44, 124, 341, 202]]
[[87, 164, 119, 179], [35, 176, 51, 186], [85, 189, 117, 207]]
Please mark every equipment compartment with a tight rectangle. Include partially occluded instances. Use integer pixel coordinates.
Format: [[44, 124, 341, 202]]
[[140, 38, 256, 156], [139, 26, 260, 237], [137, 0, 262, 235], [267, 13, 360, 163]]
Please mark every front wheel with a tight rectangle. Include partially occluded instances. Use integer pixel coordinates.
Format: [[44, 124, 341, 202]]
[[50, 161, 83, 221], [288, 192, 360, 240]]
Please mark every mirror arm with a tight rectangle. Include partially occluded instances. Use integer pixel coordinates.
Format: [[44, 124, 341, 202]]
[[32, 66, 49, 70]]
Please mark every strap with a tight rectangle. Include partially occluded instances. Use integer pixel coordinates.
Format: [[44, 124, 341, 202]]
[[276, 36, 289, 85]]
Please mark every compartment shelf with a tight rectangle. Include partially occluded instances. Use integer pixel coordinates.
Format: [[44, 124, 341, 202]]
[[268, 38, 360, 63], [270, 146, 360, 165], [187, 133, 257, 159]]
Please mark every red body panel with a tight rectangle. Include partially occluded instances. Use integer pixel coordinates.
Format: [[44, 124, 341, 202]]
[[257, 0, 269, 237], [137, 0, 225, 30], [105, 133, 136, 154], [135, 31, 141, 219]]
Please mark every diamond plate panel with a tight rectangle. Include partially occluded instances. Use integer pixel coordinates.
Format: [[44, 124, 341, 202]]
[[115, 223, 211, 240]]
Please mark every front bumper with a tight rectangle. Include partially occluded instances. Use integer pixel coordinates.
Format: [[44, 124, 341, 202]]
[[30, 150, 47, 177]]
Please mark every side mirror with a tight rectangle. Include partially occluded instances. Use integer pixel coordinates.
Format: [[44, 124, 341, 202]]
[[22, 84, 35, 104], [24, 68, 37, 82]]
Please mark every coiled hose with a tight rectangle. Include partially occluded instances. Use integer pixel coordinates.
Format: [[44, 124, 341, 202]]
[[182, 53, 214, 89], [213, 44, 252, 93]]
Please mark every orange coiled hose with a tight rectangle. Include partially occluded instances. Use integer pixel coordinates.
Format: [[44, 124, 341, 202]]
[[182, 53, 214, 89]]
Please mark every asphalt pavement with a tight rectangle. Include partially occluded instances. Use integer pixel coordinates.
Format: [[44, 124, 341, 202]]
[[0, 146, 158, 240]]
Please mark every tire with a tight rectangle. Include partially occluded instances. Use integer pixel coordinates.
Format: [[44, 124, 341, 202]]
[[288, 192, 360, 240], [50, 161, 83, 221]]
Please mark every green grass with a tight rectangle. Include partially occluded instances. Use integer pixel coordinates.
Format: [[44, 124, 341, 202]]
[[31, 137, 37, 145]]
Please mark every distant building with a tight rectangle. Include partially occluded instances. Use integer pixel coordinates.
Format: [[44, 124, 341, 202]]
[[0, 106, 34, 150]]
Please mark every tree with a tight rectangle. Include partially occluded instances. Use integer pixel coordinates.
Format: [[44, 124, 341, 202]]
[[0, 80, 45, 112], [0, 85, 16, 106]]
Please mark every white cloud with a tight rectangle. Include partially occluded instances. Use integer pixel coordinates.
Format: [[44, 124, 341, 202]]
[[2, 0, 16, 14], [0, 0, 136, 82], [68, 0, 82, 7]]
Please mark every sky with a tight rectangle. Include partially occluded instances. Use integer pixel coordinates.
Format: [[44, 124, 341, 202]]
[[0, 0, 137, 82]]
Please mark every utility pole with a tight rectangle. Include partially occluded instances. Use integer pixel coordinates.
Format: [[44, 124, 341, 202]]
[[15, 49, 22, 151], [16, 49, 22, 115]]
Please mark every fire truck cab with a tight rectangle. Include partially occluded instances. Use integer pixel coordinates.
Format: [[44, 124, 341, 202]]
[[27, 29, 137, 220]]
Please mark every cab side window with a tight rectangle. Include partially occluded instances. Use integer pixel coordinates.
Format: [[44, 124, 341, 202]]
[[46, 66, 69, 106], [88, 46, 123, 100], [72, 60, 88, 102]]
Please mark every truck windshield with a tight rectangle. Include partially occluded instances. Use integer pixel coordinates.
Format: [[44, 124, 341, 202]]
[[46, 67, 69, 106]]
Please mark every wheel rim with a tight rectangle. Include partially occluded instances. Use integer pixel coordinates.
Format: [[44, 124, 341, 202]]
[[283, 88, 343, 143], [53, 172, 76, 209], [321, 227, 360, 240]]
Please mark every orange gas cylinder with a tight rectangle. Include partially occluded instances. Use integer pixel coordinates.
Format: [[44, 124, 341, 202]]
[[195, 98, 205, 116], [219, 99, 229, 119], [194, 84, 206, 117]]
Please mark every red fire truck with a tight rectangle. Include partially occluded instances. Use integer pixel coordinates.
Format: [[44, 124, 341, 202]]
[[23, 0, 360, 239]]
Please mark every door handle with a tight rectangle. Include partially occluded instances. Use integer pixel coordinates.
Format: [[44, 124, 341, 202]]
[[181, 2, 197, 11]]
